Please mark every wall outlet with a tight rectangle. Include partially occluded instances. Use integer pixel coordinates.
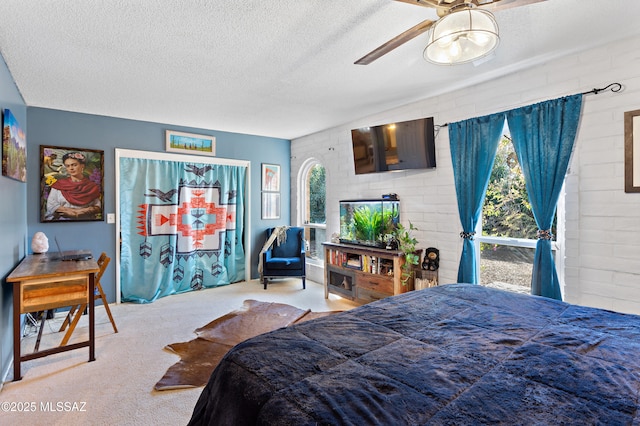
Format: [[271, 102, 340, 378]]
[[107, 213, 116, 224]]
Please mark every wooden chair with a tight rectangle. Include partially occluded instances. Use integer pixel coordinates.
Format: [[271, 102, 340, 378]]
[[59, 252, 117, 345]]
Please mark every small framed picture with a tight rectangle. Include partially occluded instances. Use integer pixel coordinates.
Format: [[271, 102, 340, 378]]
[[261, 192, 281, 219], [2, 109, 27, 183], [166, 130, 216, 156], [262, 163, 280, 192], [40, 145, 104, 222], [625, 109, 640, 193]]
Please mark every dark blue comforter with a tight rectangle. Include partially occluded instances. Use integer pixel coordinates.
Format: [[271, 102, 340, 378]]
[[188, 283, 640, 425]]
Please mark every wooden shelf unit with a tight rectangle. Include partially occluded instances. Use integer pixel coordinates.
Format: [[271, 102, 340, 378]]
[[323, 242, 413, 304]]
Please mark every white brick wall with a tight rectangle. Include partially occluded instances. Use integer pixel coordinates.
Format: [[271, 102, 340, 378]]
[[292, 34, 640, 315]]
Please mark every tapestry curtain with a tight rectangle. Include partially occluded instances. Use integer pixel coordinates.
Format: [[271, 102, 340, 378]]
[[506, 94, 583, 300], [449, 112, 505, 284], [120, 157, 246, 303]]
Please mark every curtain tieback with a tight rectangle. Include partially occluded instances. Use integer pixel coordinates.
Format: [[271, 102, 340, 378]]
[[460, 231, 475, 240], [537, 229, 553, 240]]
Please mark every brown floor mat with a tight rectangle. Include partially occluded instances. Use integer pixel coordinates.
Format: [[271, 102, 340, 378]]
[[154, 300, 339, 390]]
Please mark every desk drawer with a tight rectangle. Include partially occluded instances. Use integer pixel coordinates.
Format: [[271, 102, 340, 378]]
[[356, 287, 388, 304], [20, 276, 89, 313], [356, 272, 393, 295]]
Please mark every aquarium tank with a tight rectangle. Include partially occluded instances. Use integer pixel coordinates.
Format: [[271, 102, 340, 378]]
[[339, 198, 400, 248]]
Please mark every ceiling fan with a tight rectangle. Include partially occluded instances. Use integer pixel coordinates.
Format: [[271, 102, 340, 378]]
[[355, 0, 546, 65]]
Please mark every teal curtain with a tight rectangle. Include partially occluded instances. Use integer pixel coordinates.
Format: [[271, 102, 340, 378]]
[[120, 158, 246, 303], [506, 94, 583, 300], [449, 112, 505, 284]]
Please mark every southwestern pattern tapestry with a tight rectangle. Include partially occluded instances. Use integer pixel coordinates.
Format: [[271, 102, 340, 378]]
[[120, 157, 246, 303]]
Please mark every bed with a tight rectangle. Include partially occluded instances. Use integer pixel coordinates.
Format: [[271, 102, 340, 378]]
[[188, 283, 640, 425]]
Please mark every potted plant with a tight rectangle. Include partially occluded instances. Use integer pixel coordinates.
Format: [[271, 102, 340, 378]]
[[394, 222, 420, 285]]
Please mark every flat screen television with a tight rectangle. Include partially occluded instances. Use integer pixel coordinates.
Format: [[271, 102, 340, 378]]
[[351, 117, 436, 175]]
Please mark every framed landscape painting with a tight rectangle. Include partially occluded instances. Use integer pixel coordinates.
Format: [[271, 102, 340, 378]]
[[166, 130, 216, 156], [40, 145, 104, 222], [2, 109, 27, 182]]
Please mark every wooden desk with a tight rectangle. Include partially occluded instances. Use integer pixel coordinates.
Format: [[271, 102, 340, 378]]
[[6, 253, 99, 381]]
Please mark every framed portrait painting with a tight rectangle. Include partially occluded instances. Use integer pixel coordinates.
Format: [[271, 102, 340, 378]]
[[625, 109, 640, 193], [166, 130, 216, 156], [40, 145, 104, 222]]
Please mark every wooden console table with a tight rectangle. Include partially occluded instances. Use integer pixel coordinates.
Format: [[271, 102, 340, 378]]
[[323, 242, 413, 304], [7, 252, 99, 381]]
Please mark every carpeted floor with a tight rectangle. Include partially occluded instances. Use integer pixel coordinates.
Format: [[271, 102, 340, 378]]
[[0, 278, 358, 425]]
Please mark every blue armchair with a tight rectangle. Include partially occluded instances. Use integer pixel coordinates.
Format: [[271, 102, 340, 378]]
[[260, 227, 306, 290]]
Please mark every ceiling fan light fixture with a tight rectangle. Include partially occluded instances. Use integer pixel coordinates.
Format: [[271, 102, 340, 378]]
[[424, 8, 499, 65]]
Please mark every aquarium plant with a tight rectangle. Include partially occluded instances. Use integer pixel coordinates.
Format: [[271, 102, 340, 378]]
[[352, 205, 398, 245]]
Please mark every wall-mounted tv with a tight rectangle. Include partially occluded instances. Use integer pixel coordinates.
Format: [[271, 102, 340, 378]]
[[351, 117, 436, 175]]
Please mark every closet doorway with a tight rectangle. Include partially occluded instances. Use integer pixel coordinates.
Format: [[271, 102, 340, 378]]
[[115, 149, 251, 303]]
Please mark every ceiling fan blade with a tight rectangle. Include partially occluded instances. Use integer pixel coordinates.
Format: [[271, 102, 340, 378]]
[[355, 19, 434, 65], [480, 0, 547, 12], [394, 0, 548, 12], [394, 0, 442, 8]]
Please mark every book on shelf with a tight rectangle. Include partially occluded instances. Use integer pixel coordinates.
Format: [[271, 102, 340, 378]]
[[327, 248, 394, 275], [345, 253, 362, 269]]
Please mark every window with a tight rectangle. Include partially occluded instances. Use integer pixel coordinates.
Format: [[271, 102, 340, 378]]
[[476, 128, 560, 294], [300, 160, 326, 262]]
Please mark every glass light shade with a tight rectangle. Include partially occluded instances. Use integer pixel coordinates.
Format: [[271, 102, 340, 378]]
[[424, 8, 499, 65]]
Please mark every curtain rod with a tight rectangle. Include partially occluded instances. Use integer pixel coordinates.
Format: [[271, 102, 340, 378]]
[[436, 82, 623, 128], [582, 82, 622, 95]]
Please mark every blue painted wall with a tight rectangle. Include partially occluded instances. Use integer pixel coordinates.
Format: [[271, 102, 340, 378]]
[[26, 108, 291, 304], [0, 48, 290, 382], [0, 54, 28, 384]]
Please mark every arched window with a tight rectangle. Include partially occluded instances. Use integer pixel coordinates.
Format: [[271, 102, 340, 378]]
[[299, 159, 326, 262]]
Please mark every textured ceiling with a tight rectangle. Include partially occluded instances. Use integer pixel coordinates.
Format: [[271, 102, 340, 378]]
[[0, 0, 639, 140]]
